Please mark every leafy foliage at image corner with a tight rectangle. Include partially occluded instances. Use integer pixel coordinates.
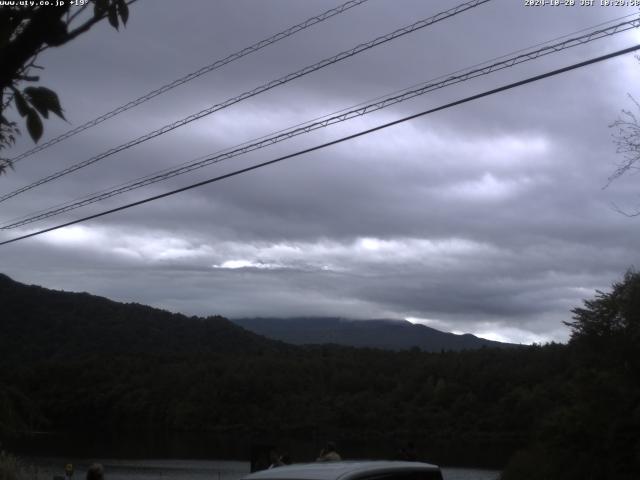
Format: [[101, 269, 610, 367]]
[[0, 449, 41, 480], [0, 0, 132, 174], [0, 450, 21, 480]]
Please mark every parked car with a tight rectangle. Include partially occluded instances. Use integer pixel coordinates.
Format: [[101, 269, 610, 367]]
[[242, 461, 443, 480]]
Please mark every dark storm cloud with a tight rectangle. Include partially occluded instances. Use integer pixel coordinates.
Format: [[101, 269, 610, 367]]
[[2, 0, 640, 343]]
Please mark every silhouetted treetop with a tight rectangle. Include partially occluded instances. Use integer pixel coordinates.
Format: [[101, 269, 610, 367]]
[[566, 269, 640, 342]]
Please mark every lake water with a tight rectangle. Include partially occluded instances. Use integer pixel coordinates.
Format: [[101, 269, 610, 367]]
[[20, 458, 499, 480]]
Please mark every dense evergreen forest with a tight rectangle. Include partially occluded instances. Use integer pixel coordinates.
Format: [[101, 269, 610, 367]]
[[0, 272, 638, 479]]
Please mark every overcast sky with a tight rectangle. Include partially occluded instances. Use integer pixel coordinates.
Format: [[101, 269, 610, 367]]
[[2, 0, 640, 343]]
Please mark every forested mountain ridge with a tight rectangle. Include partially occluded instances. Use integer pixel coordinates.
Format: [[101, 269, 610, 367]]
[[233, 317, 515, 351], [0, 273, 509, 365], [0, 273, 282, 365]]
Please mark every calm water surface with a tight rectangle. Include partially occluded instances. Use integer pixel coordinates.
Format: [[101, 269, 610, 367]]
[[22, 458, 499, 480]]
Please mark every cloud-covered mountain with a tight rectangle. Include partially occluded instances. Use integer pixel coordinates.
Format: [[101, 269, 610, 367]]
[[233, 317, 516, 351], [0, 272, 513, 369]]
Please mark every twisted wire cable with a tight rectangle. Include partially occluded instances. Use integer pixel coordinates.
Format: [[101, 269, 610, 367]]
[[0, 0, 491, 204], [8, 0, 371, 164], [3, 15, 638, 230]]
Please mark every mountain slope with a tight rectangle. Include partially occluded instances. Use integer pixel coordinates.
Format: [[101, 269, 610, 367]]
[[233, 317, 515, 351], [0, 273, 281, 365]]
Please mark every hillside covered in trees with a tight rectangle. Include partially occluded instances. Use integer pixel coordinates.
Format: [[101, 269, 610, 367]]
[[0, 272, 638, 479], [0, 273, 282, 363]]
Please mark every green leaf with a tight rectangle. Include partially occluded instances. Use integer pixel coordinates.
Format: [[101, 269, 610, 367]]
[[25, 90, 48, 118], [107, 4, 119, 30], [23, 86, 65, 120], [13, 90, 30, 118], [116, 0, 129, 25], [0, 159, 14, 175], [0, 22, 13, 50], [26, 110, 43, 143], [94, 0, 109, 16]]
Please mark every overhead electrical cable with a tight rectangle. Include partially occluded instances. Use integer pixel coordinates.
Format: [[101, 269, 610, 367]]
[[3, 16, 638, 229], [1, 43, 638, 247], [0, 0, 490, 204], [347, 11, 640, 111], [7, 0, 371, 164]]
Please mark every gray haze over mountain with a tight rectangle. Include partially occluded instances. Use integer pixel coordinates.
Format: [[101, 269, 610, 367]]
[[1, 0, 639, 343]]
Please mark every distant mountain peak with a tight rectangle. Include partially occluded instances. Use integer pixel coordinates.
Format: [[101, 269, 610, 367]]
[[233, 317, 516, 352]]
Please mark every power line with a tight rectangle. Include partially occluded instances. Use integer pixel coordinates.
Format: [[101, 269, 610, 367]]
[[4, 16, 638, 229], [7, 0, 371, 164], [2, 43, 638, 247], [0, 0, 490, 204], [345, 11, 640, 113]]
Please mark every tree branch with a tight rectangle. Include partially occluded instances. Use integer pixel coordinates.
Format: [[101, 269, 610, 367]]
[[64, 13, 108, 43], [67, 3, 90, 24]]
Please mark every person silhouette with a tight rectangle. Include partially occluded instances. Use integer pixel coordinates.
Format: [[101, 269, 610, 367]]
[[317, 442, 341, 462], [86, 464, 104, 480], [64, 464, 74, 480]]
